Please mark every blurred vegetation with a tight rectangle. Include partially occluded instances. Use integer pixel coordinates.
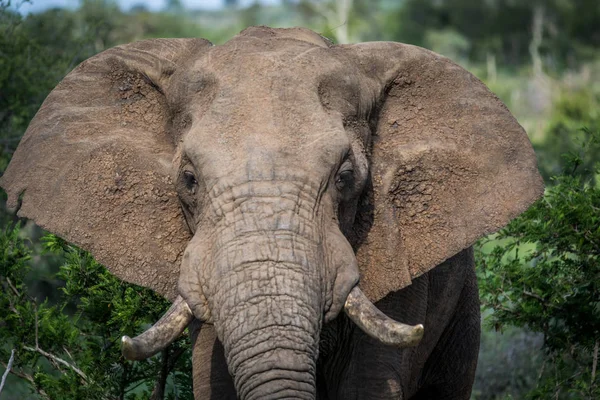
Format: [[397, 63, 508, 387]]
[[1, 228, 192, 399], [476, 129, 600, 399], [0, 0, 598, 398]]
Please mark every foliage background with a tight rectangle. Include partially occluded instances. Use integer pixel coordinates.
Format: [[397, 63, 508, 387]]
[[0, 0, 598, 399]]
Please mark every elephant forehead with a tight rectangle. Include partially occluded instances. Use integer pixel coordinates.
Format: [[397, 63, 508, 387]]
[[178, 38, 362, 181], [191, 38, 349, 86], [182, 100, 350, 185]]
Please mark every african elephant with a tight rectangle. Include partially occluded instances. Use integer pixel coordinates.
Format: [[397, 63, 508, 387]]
[[0, 27, 543, 399]]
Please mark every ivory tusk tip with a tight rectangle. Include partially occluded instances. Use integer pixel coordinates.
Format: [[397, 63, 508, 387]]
[[410, 324, 425, 343], [120, 296, 194, 361], [390, 323, 424, 347], [121, 335, 138, 360], [398, 324, 425, 347]]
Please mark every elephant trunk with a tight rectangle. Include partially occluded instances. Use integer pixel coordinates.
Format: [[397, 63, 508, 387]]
[[220, 289, 319, 399], [208, 186, 323, 399], [213, 255, 321, 399], [212, 248, 322, 399]]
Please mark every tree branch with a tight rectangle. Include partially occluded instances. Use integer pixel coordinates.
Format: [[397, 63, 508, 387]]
[[148, 346, 187, 399], [523, 290, 560, 309], [1, 280, 20, 316], [62, 346, 75, 364], [1, 361, 50, 400], [5, 277, 20, 297], [21, 304, 88, 382], [529, 4, 546, 78], [22, 345, 88, 382], [149, 349, 169, 400], [523, 290, 544, 302], [0, 349, 15, 396]]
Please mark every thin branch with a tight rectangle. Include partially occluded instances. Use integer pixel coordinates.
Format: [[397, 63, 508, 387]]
[[22, 345, 88, 382], [150, 349, 169, 400], [62, 346, 75, 364], [126, 346, 187, 398], [0, 349, 15, 396], [7, 302, 19, 316], [523, 290, 560, 309], [583, 231, 600, 254], [5, 277, 20, 297], [529, 4, 546, 78], [46, 355, 65, 374], [1, 280, 20, 316], [21, 304, 88, 382], [523, 290, 545, 302], [1, 363, 24, 381], [538, 358, 547, 382], [1, 362, 49, 400]]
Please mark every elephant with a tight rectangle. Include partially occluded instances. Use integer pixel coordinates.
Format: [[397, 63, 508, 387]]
[[0, 26, 543, 399]]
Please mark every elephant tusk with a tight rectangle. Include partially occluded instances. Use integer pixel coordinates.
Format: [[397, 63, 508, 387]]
[[344, 286, 424, 347], [122, 295, 194, 360]]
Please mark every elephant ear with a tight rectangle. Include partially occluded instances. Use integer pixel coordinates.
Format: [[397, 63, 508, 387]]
[[0, 38, 211, 300], [345, 43, 544, 302]]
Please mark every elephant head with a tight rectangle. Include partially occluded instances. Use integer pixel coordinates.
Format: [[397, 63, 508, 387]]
[[0, 27, 543, 399]]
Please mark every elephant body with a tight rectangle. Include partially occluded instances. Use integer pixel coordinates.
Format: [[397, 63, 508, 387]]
[[330, 248, 480, 399], [193, 248, 479, 399], [1, 27, 543, 399]]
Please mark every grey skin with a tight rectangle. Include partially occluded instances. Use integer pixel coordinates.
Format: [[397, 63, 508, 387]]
[[0, 27, 543, 399], [191, 249, 479, 399]]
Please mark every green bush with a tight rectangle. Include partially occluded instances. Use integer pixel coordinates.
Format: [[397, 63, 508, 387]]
[[476, 129, 600, 399], [536, 90, 600, 184], [0, 227, 193, 399], [473, 326, 544, 400]]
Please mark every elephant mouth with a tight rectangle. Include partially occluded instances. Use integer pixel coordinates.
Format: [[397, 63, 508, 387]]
[[121, 285, 424, 361]]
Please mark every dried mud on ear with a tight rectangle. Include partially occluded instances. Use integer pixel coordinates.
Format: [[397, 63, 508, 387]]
[[65, 143, 189, 296], [0, 39, 207, 299], [109, 65, 171, 136], [388, 164, 435, 219], [344, 43, 543, 303]]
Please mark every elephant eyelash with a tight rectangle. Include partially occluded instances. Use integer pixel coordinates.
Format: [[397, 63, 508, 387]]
[[335, 154, 355, 190], [335, 169, 354, 191], [183, 170, 198, 193]]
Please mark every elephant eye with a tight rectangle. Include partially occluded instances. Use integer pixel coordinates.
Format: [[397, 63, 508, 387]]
[[183, 170, 198, 193], [335, 169, 354, 191]]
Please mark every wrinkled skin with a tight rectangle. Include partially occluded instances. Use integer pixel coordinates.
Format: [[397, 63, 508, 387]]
[[192, 248, 480, 399], [0, 27, 543, 399]]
